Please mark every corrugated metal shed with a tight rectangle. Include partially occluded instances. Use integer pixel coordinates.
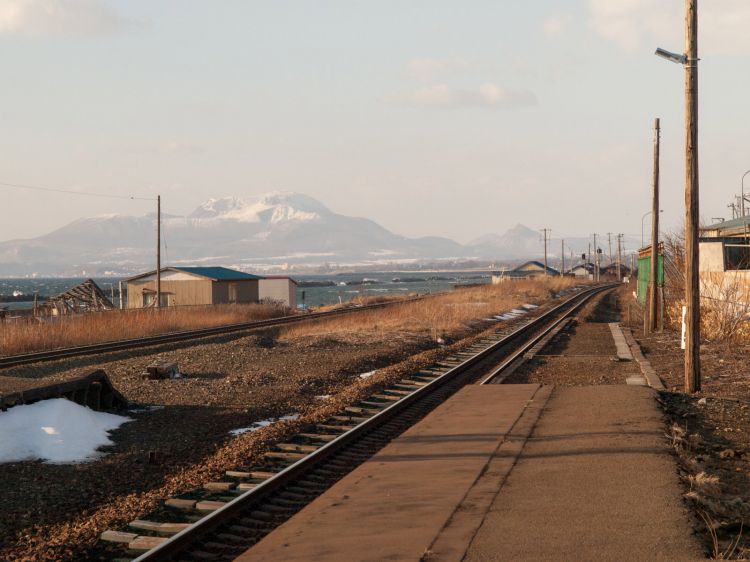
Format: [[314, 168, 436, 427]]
[[126, 267, 262, 282]]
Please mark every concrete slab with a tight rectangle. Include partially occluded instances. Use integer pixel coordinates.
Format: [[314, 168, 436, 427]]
[[237, 384, 544, 562], [608, 322, 634, 361], [460, 386, 703, 562]]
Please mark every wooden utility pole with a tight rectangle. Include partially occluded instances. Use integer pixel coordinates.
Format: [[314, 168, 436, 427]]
[[541, 229, 550, 276], [607, 233, 613, 267], [617, 234, 623, 281], [157, 194, 162, 309], [648, 118, 661, 333], [684, 0, 700, 392], [593, 233, 599, 281], [560, 240, 565, 277]]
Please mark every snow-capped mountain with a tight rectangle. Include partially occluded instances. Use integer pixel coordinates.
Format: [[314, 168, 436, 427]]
[[0, 191, 632, 275], [0, 192, 464, 275]]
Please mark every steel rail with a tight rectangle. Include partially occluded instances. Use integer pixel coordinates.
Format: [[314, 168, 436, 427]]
[[0, 297, 426, 369], [479, 286, 609, 384], [133, 283, 615, 562]]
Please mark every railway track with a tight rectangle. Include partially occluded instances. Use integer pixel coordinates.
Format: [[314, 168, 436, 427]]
[[90, 283, 614, 562], [0, 297, 424, 369]]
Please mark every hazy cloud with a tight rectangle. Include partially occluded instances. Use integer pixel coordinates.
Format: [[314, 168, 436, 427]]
[[588, 0, 750, 54], [543, 15, 571, 38], [125, 141, 205, 157], [0, 0, 131, 37], [405, 57, 469, 81], [392, 83, 538, 109]]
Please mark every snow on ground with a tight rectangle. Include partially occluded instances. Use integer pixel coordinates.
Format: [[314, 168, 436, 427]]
[[359, 370, 377, 379], [229, 413, 300, 437], [0, 398, 132, 464]]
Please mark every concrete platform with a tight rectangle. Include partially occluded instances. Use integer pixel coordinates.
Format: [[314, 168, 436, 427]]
[[237, 385, 703, 562]]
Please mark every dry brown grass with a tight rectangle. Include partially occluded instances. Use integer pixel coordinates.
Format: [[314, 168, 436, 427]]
[[281, 277, 583, 341], [0, 304, 286, 356], [659, 233, 750, 342], [0, 277, 584, 357]]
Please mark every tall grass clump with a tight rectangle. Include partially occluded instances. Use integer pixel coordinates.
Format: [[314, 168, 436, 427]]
[[0, 303, 286, 356]]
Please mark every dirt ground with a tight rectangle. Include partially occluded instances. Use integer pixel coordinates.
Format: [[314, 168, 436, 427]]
[[621, 284, 750, 559], [0, 284, 567, 561], [505, 289, 644, 386]]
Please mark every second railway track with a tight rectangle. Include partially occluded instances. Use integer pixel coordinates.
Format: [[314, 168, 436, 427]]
[[0, 296, 425, 369], [90, 283, 615, 562]]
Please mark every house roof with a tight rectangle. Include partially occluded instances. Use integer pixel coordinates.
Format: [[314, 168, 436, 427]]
[[126, 266, 263, 282], [702, 216, 750, 237], [570, 263, 595, 272], [512, 260, 560, 275]]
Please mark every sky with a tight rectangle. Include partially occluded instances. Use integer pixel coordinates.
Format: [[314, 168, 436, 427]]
[[1, 0, 749, 245]]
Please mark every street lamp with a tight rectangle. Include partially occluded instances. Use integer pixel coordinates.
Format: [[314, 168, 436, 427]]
[[641, 209, 664, 247], [655, 0, 700, 393], [741, 170, 750, 217]]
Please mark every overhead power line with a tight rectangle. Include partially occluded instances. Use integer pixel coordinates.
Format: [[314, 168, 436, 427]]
[[0, 180, 156, 201]]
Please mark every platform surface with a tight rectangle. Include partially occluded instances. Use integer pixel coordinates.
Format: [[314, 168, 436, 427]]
[[238, 384, 703, 562]]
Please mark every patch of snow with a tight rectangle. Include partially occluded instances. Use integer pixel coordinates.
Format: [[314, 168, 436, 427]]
[[315, 395, 332, 401], [510, 309, 528, 315], [229, 413, 300, 437], [359, 370, 377, 379], [0, 398, 132, 464], [522, 303, 538, 309]]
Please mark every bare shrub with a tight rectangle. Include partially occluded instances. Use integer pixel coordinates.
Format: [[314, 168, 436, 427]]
[[660, 232, 750, 342]]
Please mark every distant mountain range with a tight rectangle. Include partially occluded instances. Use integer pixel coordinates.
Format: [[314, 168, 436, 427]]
[[0, 192, 638, 276]]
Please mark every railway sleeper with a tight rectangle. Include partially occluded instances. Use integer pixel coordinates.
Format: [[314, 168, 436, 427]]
[[330, 414, 368, 423], [258, 502, 296, 516], [379, 388, 411, 396], [297, 432, 338, 441], [295, 479, 328, 489], [204, 482, 237, 492], [358, 400, 390, 408], [344, 406, 380, 415], [100, 530, 167, 552], [128, 520, 191, 536], [225, 469, 275, 480], [278, 490, 309, 501], [203, 541, 248, 554], [216, 532, 256, 544], [370, 393, 401, 401], [392, 384, 421, 391], [400, 379, 429, 386], [264, 451, 307, 461], [270, 497, 307, 509], [275, 442, 319, 453], [315, 423, 355, 432], [287, 480, 327, 497]]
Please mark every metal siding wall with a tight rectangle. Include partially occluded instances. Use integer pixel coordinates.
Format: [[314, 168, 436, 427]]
[[259, 279, 293, 306], [213, 281, 229, 304], [126, 279, 212, 307], [235, 280, 259, 303]]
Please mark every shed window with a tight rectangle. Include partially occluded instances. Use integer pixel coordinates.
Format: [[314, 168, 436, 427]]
[[724, 237, 750, 271]]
